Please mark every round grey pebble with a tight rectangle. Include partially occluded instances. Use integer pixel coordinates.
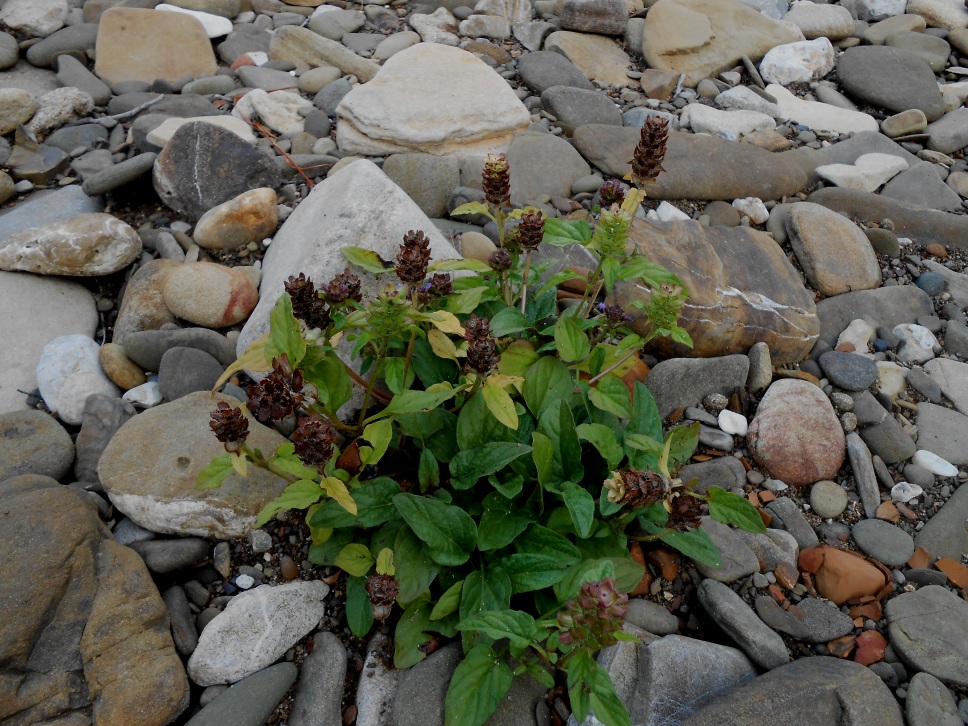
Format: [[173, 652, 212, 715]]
[[818, 350, 878, 391], [851, 519, 915, 566], [810, 480, 849, 518], [902, 463, 936, 488], [624, 598, 679, 635], [0, 32, 17, 70], [914, 271, 945, 296]]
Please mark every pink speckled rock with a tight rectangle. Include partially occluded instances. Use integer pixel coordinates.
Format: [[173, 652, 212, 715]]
[[162, 262, 259, 329]]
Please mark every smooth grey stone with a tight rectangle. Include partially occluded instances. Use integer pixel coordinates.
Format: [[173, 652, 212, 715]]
[[107, 93, 222, 120], [905, 567, 949, 586], [540, 85, 622, 134], [906, 366, 942, 402], [302, 110, 331, 139], [120, 328, 237, 371], [851, 519, 915, 565], [754, 596, 854, 643], [698, 579, 790, 670], [622, 107, 679, 131], [517, 50, 595, 93], [182, 75, 238, 96], [902, 462, 935, 488], [684, 406, 719, 426], [733, 529, 799, 570], [915, 480, 968, 560], [157, 347, 224, 402], [74, 394, 135, 482], [69, 149, 115, 181], [391, 643, 461, 726], [186, 663, 298, 726], [866, 227, 900, 256], [381, 153, 460, 219], [906, 671, 963, 726], [698, 425, 734, 452], [869, 661, 898, 688], [926, 108, 968, 155], [0, 409, 74, 482], [815, 284, 934, 348], [45, 124, 109, 154], [943, 319, 968, 358], [881, 162, 964, 213], [693, 517, 759, 583], [217, 24, 272, 64], [112, 517, 155, 546], [25, 24, 98, 68], [818, 350, 877, 391], [885, 30, 951, 72], [846, 432, 880, 519], [163, 585, 198, 656], [916, 402, 968, 465], [765, 496, 820, 549], [679, 455, 747, 494], [683, 657, 904, 726], [886, 586, 968, 687], [645, 355, 750, 419], [236, 65, 298, 92], [704, 200, 742, 227], [625, 598, 679, 635], [850, 391, 917, 464], [288, 631, 346, 726], [837, 45, 945, 121], [130, 538, 210, 573], [313, 78, 353, 116], [55, 55, 111, 106], [915, 270, 948, 296], [0, 31, 17, 70], [0, 186, 103, 241]]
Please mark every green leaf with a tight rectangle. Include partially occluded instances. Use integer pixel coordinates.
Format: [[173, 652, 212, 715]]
[[498, 524, 581, 593], [334, 543, 375, 576], [411, 336, 458, 388], [300, 348, 353, 413], [269, 443, 322, 481], [265, 293, 307, 366], [554, 556, 645, 602], [534, 269, 582, 299], [561, 482, 595, 538], [523, 357, 573, 420], [617, 255, 683, 289], [542, 218, 591, 246], [342, 245, 392, 273], [457, 391, 515, 450], [375, 547, 394, 575], [394, 599, 433, 669], [255, 479, 323, 527], [626, 382, 662, 470], [393, 493, 477, 566], [346, 575, 374, 638], [309, 477, 400, 529], [444, 644, 513, 726], [664, 421, 700, 473], [307, 528, 353, 566], [430, 580, 463, 621], [449, 442, 532, 490], [554, 315, 590, 363], [588, 375, 633, 419], [368, 385, 458, 422], [489, 307, 532, 338], [196, 454, 233, 490], [450, 201, 493, 219], [567, 650, 595, 723], [576, 423, 624, 469], [623, 433, 663, 458], [456, 610, 537, 652], [707, 486, 766, 533], [477, 492, 535, 551], [531, 432, 556, 493], [482, 380, 518, 430], [499, 342, 540, 378], [670, 324, 693, 348], [360, 418, 394, 467], [537, 399, 584, 488], [383, 357, 415, 395], [418, 446, 440, 490], [394, 525, 439, 604], [601, 256, 620, 293], [663, 527, 721, 568], [487, 471, 523, 499], [460, 566, 512, 623]]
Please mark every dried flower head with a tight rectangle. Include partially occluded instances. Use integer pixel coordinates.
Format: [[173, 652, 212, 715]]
[[557, 578, 628, 648], [209, 401, 249, 453], [247, 355, 306, 422], [396, 229, 432, 285], [598, 179, 627, 208], [599, 303, 631, 327], [322, 268, 363, 304], [666, 492, 706, 531], [482, 153, 511, 209], [285, 273, 331, 331], [630, 116, 669, 186], [603, 468, 667, 508], [419, 272, 453, 302], [487, 248, 512, 272], [464, 314, 499, 376], [292, 413, 337, 467], [365, 573, 399, 608], [517, 210, 545, 251]]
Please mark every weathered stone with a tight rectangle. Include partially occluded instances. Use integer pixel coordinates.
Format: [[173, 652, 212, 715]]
[[886, 586, 968, 687], [543, 31, 632, 87], [837, 45, 946, 122], [269, 25, 380, 82], [0, 409, 73, 482], [112, 259, 180, 346]]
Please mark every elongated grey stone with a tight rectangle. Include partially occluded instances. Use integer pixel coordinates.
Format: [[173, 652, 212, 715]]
[[269, 26, 379, 83], [846, 432, 880, 518]]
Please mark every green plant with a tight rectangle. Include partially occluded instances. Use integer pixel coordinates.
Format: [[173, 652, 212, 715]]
[[200, 125, 765, 726]]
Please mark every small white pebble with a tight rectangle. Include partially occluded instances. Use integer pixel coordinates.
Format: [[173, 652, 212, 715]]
[[122, 381, 162, 408], [891, 481, 923, 503], [236, 574, 256, 590], [718, 409, 748, 437], [912, 449, 958, 477]]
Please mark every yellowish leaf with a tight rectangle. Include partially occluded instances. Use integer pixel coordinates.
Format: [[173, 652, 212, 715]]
[[322, 476, 358, 515], [424, 310, 465, 335], [428, 329, 458, 361], [230, 451, 248, 477], [211, 332, 271, 392], [376, 547, 395, 576], [483, 380, 518, 430]]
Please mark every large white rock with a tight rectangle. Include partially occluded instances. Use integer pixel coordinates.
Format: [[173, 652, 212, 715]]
[[906, 0, 968, 29], [336, 44, 529, 156], [782, 0, 855, 39], [233, 89, 312, 136], [155, 3, 232, 37], [0, 0, 67, 37], [237, 159, 462, 356], [187, 581, 330, 685], [0, 272, 97, 415], [681, 103, 776, 140], [766, 84, 879, 133], [36, 335, 120, 425], [759, 37, 835, 85], [715, 85, 781, 116], [840, 0, 907, 22], [815, 152, 908, 191], [407, 7, 460, 45]]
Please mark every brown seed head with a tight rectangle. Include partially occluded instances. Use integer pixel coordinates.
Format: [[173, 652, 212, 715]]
[[396, 229, 432, 285], [517, 210, 544, 251], [292, 413, 337, 467], [482, 153, 511, 209], [487, 248, 512, 271], [322, 268, 363, 304], [630, 116, 670, 186], [209, 401, 249, 452], [285, 273, 331, 330]]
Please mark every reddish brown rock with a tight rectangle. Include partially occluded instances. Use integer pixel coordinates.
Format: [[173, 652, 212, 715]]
[[614, 220, 819, 365], [162, 262, 259, 329], [800, 546, 887, 606], [747, 379, 845, 486], [854, 630, 887, 665], [112, 259, 180, 346]]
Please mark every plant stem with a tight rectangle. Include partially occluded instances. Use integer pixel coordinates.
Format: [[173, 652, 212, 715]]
[[587, 347, 640, 386], [575, 258, 604, 320], [518, 250, 532, 314], [343, 362, 392, 404], [357, 340, 389, 426], [401, 290, 419, 387], [627, 528, 676, 542], [243, 445, 299, 483]]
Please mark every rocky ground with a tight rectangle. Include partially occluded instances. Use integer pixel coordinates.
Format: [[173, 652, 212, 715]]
[[1, 0, 968, 724]]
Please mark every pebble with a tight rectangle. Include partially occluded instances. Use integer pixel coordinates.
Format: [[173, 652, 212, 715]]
[[891, 481, 924, 502], [912, 449, 959, 477], [810, 480, 849, 518]]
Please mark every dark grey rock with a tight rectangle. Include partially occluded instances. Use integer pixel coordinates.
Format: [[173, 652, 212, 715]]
[[850, 391, 917, 464], [682, 657, 904, 726], [905, 568, 949, 586], [506, 131, 591, 207], [765, 496, 820, 549], [186, 663, 298, 726], [381, 153, 460, 219], [163, 585, 198, 656], [152, 121, 280, 221], [851, 519, 915, 565], [217, 25, 272, 65], [847, 432, 881, 519], [886, 585, 968, 687], [753, 596, 854, 643], [25, 24, 99, 68], [121, 328, 238, 371], [645, 355, 750, 419], [45, 124, 109, 154], [866, 227, 901, 256], [944, 319, 968, 358], [915, 480, 968, 560], [74, 394, 135, 483], [902, 462, 936, 488], [540, 85, 622, 134], [679, 456, 747, 494], [0, 186, 103, 242], [107, 93, 222, 120], [392, 642, 461, 726], [881, 162, 964, 213], [906, 671, 963, 726], [837, 45, 945, 121], [916, 402, 968, 465], [482, 670, 547, 726], [815, 284, 934, 348], [915, 271, 946, 297], [907, 366, 942, 402], [885, 29, 951, 72], [0, 409, 73, 482], [625, 598, 679, 635], [693, 517, 759, 583], [518, 51, 595, 93], [112, 517, 155, 546], [818, 350, 878, 391], [236, 65, 299, 91], [926, 107, 968, 155], [697, 579, 790, 670], [288, 631, 346, 726], [158, 347, 224, 402], [82, 152, 157, 196], [733, 529, 799, 570], [313, 78, 353, 116], [130, 538, 210, 573], [55, 55, 111, 106]]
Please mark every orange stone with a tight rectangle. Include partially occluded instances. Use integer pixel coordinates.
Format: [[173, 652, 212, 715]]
[[854, 630, 887, 665], [935, 558, 968, 590], [875, 501, 900, 523], [895, 502, 919, 520], [907, 546, 932, 569], [849, 601, 883, 621], [810, 546, 887, 606], [925, 243, 948, 258], [774, 561, 800, 590], [620, 355, 651, 397], [748, 492, 760, 507], [828, 635, 856, 658], [799, 547, 825, 573], [646, 546, 681, 581], [758, 490, 776, 504]]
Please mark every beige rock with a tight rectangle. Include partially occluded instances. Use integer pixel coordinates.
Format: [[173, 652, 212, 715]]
[[0, 172, 14, 205], [0, 0, 68, 37], [269, 25, 380, 83], [233, 89, 312, 136], [0, 89, 37, 136], [99, 343, 147, 390], [642, 0, 803, 86], [544, 31, 633, 87], [94, 7, 217, 85], [146, 115, 256, 148], [785, 202, 881, 296], [335, 44, 530, 156], [906, 0, 968, 29], [0, 213, 142, 276], [863, 13, 927, 44], [461, 231, 497, 263], [112, 259, 180, 346], [193, 188, 279, 251], [162, 262, 259, 328]]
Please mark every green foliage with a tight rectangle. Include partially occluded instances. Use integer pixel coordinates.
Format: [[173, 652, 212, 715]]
[[197, 156, 767, 726]]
